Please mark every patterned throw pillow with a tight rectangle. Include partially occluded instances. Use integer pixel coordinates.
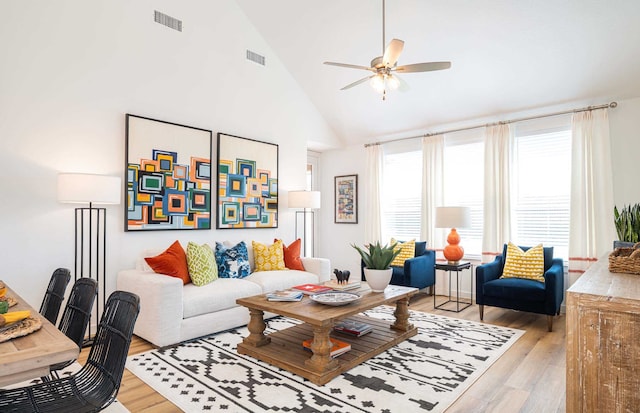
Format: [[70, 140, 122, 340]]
[[276, 238, 305, 271], [252, 240, 287, 272], [215, 241, 251, 279], [144, 240, 191, 284], [501, 242, 545, 282], [390, 238, 416, 267], [186, 242, 218, 286]]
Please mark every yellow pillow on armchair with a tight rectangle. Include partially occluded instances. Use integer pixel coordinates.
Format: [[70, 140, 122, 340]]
[[500, 242, 545, 282], [390, 238, 415, 267]]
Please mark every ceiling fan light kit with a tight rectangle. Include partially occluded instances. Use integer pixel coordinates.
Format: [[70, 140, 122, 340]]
[[324, 0, 451, 100]]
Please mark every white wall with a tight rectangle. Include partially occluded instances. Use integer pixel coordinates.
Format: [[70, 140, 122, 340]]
[[318, 97, 640, 293], [0, 1, 339, 306]]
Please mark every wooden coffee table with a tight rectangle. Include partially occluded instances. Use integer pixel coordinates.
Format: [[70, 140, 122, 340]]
[[236, 284, 418, 385]]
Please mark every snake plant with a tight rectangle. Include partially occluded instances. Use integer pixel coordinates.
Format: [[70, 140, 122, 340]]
[[614, 204, 640, 242], [352, 241, 401, 270]]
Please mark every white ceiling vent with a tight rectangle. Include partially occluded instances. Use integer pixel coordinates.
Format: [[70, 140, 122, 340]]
[[154, 10, 182, 32], [246, 50, 266, 66]]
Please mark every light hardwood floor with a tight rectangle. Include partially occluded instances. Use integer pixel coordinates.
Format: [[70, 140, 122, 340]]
[[80, 293, 566, 413]]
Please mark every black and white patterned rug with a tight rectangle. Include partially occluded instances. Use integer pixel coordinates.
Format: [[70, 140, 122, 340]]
[[126, 307, 523, 412]]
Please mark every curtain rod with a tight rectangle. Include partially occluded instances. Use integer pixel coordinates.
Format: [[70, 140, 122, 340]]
[[364, 101, 618, 148]]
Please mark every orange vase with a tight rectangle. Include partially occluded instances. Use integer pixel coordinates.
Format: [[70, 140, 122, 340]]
[[443, 228, 464, 264]]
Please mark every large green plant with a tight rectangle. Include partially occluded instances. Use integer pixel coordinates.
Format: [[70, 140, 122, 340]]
[[614, 204, 640, 242], [352, 241, 401, 270]]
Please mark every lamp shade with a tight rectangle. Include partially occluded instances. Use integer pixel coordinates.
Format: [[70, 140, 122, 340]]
[[57, 173, 121, 205], [435, 206, 471, 229], [288, 190, 321, 209]]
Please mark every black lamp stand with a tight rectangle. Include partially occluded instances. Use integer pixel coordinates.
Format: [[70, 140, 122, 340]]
[[74, 202, 107, 347]]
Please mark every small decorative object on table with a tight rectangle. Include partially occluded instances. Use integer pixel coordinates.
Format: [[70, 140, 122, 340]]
[[333, 269, 351, 284], [310, 291, 360, 306], [609, 242, 640, 275]]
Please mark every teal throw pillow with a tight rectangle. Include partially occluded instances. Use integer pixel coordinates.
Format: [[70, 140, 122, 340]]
[[186, 242, 218, 286], [215, 241, 251, 279]]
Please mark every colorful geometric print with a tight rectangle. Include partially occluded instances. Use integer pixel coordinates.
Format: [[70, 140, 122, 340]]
[[216, 134, 278, 229], [127, 147, 211, 230]]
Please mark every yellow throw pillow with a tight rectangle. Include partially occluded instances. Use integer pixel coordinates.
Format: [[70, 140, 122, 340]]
[[252, 240, 286, 272], [390, 238, 416, 267], [501, 242, 545, 282]]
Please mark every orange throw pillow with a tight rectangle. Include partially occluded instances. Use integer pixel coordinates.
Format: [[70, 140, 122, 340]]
[[275, 238, 305, 271], [144, 240, 191, 284]]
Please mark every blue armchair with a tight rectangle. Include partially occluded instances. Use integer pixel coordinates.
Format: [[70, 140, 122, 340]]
[[360, 241, 436, 290], [476, 244, 564, 331]]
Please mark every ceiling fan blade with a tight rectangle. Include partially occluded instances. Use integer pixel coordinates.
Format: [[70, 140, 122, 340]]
[[382, 38, 404, 67], [394, 74, 410, 92], [324, 61, 374, 71], [341, 75, 374, 90], [395, 61, 451, 73]]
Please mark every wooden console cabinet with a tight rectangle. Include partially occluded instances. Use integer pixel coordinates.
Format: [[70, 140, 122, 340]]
[[566, 257, 640, 412]]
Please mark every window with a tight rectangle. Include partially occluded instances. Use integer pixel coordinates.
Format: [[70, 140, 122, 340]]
[[381, 150, 422, 241], [443, 132, 484, 259], [512, 127, 571, 260]]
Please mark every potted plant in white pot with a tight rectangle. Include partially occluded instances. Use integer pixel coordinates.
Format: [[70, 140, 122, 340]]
[[614, 204, 640, 249], [352, 241, 401, 292]]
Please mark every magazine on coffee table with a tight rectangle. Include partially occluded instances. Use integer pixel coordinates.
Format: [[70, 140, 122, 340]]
[[291, 284, 333, 295], [324, 280, 361, 291], [266, 290, 304, 302], [302, 337, 351, 357], [333, 320, 373, 337]]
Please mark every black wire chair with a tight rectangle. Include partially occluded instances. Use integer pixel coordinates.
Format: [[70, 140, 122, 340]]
[[0, 291, 140, 413], [38, 268, 71, 325], [45, 277, 98, 380]]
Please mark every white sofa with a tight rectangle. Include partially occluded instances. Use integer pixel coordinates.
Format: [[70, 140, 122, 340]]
[[117, 247, 330, 347]]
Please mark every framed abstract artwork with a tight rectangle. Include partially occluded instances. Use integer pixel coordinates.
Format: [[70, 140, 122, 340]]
[[216, 133, 278, 229], [335, 174, 358, 224], [125, 114, 212, 231]]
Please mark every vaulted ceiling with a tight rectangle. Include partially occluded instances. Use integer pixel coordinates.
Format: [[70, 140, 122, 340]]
[[236, 0, 640, 147]]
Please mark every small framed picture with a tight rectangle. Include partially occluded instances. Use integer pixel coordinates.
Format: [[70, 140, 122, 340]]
[[334, 174, 358, 224]]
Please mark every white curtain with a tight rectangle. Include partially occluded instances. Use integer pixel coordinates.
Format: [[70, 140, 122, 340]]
[[364, 144, 383, 243], [421, 135, 444, 250], [568, 109, 615, 284], [482, 124, 513, 263]]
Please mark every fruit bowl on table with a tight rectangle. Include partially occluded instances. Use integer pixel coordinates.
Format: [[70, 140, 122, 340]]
[[310, 291, 360, 306]]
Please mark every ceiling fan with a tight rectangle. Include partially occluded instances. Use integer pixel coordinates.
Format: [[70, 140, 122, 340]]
[[324, 0, 451, 100]]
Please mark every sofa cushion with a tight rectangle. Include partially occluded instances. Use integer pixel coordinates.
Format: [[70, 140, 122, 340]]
[[182, 278, 262, 319], [215, 241, 251, 279], [483, 277, 546, 302], [144, 241, 191, 284], [252, 240, 286, 271], [246, 270, 318, 293], [278, 238, 305, 271], [186, 242, 218, 286]]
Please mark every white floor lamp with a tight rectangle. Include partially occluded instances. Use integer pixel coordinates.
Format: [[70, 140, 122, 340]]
[[57, 173, 121, 345], [288, 190, 321, 257]]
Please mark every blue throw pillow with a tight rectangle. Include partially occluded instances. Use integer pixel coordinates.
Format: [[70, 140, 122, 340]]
[[215, 241, 251, 279]]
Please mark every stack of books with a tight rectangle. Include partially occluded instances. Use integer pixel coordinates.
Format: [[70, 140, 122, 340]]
[[333, 320, 373, 337], [265, 290, 303, 302], [302, 337, 351, 358], [291, 283, 333, 295], [324, 279, 361, 291]]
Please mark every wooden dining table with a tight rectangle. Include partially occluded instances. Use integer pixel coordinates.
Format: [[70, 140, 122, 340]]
[[0, 283, 79, 387]]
